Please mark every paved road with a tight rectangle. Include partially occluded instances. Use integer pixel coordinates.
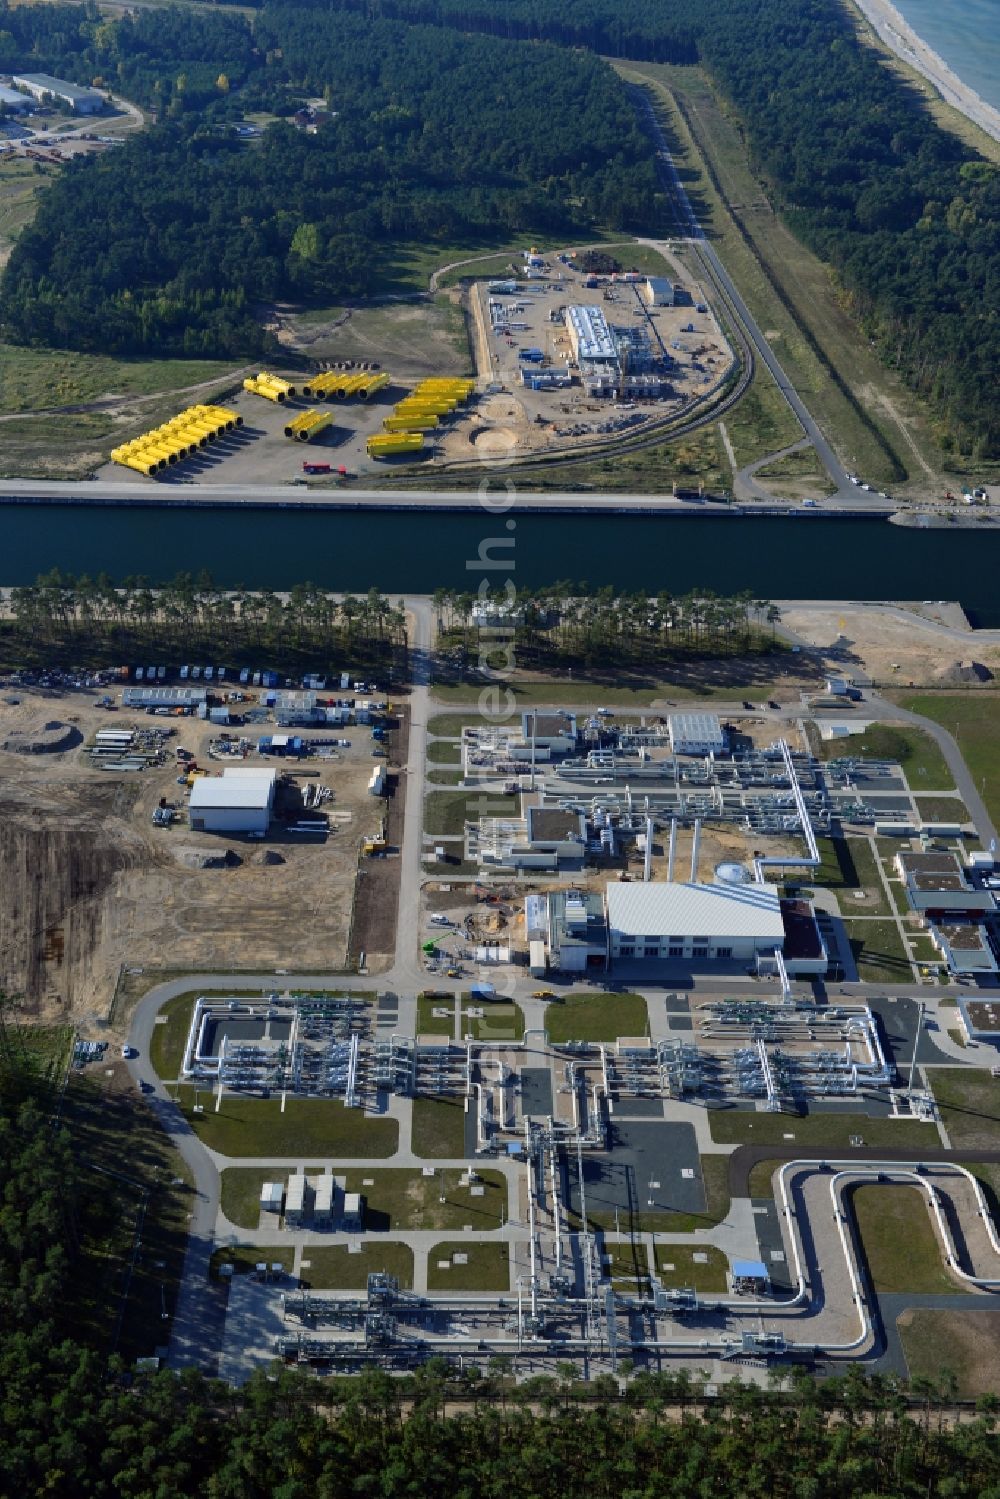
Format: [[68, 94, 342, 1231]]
[[0, 476, 890, 512], [632, 89, 852, 499]]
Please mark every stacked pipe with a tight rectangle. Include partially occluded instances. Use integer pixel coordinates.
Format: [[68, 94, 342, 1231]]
[[387, 376, 474, 432], [110, 404, 241, 475], [367, 432, 424, 459], [301, 371, 390, 401], [243, 371, 297, 403], [283, 409, 333, 442]]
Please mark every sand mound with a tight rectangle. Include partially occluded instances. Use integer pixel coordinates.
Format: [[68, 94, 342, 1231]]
[[474, 428, 516, 455], [2, 720, 82, 755], [934, 659, 993, 684]]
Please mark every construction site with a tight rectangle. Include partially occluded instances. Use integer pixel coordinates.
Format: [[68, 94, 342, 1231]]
[[0, 681, 395, 1023], [90, 243, 730, 485]]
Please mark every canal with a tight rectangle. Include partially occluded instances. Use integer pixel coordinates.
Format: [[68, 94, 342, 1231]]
[[6, 506, 1000, 625]]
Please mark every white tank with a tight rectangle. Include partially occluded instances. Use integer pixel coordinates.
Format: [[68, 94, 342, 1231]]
[[714, 861, 750, 886]]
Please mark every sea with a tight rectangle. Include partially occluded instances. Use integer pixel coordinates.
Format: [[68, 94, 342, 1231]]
[[891, 0, 1000, 112]]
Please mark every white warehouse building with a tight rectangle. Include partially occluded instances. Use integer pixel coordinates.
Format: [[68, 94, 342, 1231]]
[[606, 880, 784, 966], [11, 72, 105, 113], [667, 712, 726, 756], [188, 766, 276, 835]]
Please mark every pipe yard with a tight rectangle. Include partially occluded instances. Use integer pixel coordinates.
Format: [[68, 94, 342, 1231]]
[[94, 242, 741, 489]]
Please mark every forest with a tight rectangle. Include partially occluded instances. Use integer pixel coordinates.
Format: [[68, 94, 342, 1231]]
[[0, 570, 408, 673], [2, 0, 997, 454], [3, 1042, 1000, 1496], [433, 584, 782, 671], [0, 4, 661, 355]]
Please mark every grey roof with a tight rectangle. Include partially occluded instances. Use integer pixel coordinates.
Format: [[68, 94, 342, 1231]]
[[11, 73, 103, 104], [668, 712, 724, 744], [607, 880, 783, 941], [526, 806, 585, 842]]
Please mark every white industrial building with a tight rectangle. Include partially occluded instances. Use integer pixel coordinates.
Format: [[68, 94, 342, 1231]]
[[667, 712, 726, 756], [188, 766, 276, 835], [520, 711, 577, 753], [0, 85, 32, 112], [475, 805, 587, 872], [11, 72, 104, 113], [543, 888, 608, 975], [566, 305, 618, 366], [643, 276, 675, 306], [122, 684, 207, 710], [606, 880, 784, 965]]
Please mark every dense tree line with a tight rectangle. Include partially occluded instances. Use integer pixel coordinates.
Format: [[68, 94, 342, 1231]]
[[4, 1058, 1000, 1495], [434, 585, 781, 669], [0, 5, 661, 355], [1, 0, 998, 451], [280, 0, 1000, 458], [2, 569, 407, 670]]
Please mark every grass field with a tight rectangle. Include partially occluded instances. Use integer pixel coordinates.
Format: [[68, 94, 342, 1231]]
[[614, 62, 945, 491], [171, 1085, 398, 1157], [0, 343, 237, 415], [603, 1241, 652, 1292], [747, 1157, 785, 1201], [752, 446, 837, 495], [851, 1184, 957, 1294], [149, 992, 198, 1081], [340, 1168, 506, 1231], [931, 1070, 1000, 1150], [819, 722, 954, 790], [900, 696, 1000, 826], [411, 1096, 467, 1158], [653, 1245, 729, 1293], [303, 1243, 414, 1291], [809, 836, 891, 915], [284, 296, 470, 377], [708, 1109, 938, 1149], [427, 768, 464, 785], [545, 991, 648, 1043], [427, 714, 475, 736], [416, 994, 457, 1037], [898, 1307, 1000, 1400], [0, 156, 55, 264], [427, 1240, 510, 1291], [426, 740, 463, 764], [721, 375, 804, 469], [843, 918, 912, 983], [912, 794, 970, 824], [423, 790, 519, 836], [507, 422, 729, 498], [220, 1167, 283, 1229], [462, 1001, 525, 1042]]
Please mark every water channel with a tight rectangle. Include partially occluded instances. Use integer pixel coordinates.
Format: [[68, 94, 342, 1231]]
[[6, 505, 1000, 626]]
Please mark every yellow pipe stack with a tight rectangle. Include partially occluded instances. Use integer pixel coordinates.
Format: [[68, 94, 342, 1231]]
[[387, 377, 474, 431], [383, 414, 438, 432], [110, 404, 241, 475], [367, 432, 424, 458], [301, 370, 392, 400], [243, 371, 297, 403], [283, 409, 333, 442]]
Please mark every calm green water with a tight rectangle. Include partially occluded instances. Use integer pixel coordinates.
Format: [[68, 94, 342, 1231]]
[[5, 505, 1000, 625]]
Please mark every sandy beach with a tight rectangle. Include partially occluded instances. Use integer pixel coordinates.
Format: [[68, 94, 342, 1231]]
[[851, 0, 1000, 145]]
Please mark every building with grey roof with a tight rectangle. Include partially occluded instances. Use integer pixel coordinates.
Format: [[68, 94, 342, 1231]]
[[11, 73, 105, 113]]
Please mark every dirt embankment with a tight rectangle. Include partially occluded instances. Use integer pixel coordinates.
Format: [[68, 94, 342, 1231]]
[[0, 778, 154, 1019]]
